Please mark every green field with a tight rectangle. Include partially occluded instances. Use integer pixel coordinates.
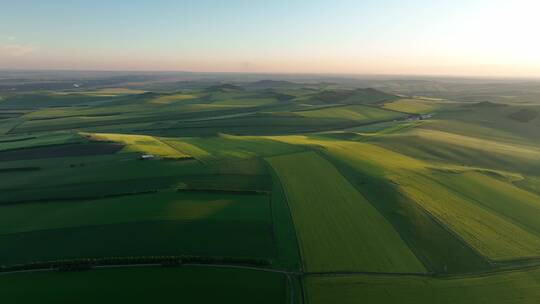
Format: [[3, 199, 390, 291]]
[[149, 93, 198, 104], [432, 171, 540, 236], [2, 75, 540, 303], [399, 173, 540, 261], [294, 104, 404, 121], [382, 98, 451, 114], [86, 132, 193, 159], [0, 132, 83, 151], [0, 266, 288, 304], [0, 191, 274, 266], [265, 136, 540, 263], [268, 152, 425, 273], [306, 267, 540, 304], [0, 191, 270, 234]]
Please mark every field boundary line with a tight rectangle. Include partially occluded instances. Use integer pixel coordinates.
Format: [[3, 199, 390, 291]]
[[304, 263, 540, 280], [0, 263, 301, 277]]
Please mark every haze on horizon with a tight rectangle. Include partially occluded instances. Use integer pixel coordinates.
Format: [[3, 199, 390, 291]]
[[1, 0, 539, 78]]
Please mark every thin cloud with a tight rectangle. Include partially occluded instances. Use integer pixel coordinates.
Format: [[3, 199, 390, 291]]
[[0, 44, 35, 56]]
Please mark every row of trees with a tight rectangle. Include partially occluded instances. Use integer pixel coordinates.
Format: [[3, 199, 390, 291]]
[[0, 255, 271, 273]]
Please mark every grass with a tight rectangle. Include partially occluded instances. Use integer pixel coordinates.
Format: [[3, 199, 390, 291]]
[[13, 114, 140, 133], [0, 266, 287, 304], [267, 151, 426, 273], [312, 88, 396, 105], [0, 219, 274, 266], [0, 158, 269, 204], [160, 113, 348, 137], [0, 93, 113, 108], [0, 118, 20, 135], [371, 125, 540, 173], [0, 142, 123, 161], [432, 171, 540, 236], [86, 133, 192, 158], [21, 105, 136, 120], [0, 160, 277, 265], [420, 119, 528, 144], [180, 134, 306, 161], [156, 137, 211, 159], [0, 176, 179, 204], [436, 103, 540, 143], [0, 132, 82, 151], [0, 191, 270, 234], [149, 93, 198, 104], [265, 136, 540, 262], [4, 83, 540, 302], [294, 104, 404, 121], [344, 120, 406, 133], [515, 175, 540, 196], [267, 163, 302, 271], [399, 172, 540, 261], [402, 128, 540, 161], [306, 266, 540, 304], [382, 98, 449, 114], [210, 98, 275, 107], [0, 152, 269, 194], [324, 157, 491, 274], [0, 154, 198, 190]]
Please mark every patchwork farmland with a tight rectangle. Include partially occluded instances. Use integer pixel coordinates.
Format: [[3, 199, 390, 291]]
[[1, 75, 540, 303]]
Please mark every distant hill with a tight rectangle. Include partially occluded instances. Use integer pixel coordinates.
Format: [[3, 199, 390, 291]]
[[313, 88, 397, 105], [245, 80, 299, 90], [205, 83, 244, 92], [258, 90, 295, 102]]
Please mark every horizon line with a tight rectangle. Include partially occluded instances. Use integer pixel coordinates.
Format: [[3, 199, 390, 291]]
[[1, 67, 540, 81]]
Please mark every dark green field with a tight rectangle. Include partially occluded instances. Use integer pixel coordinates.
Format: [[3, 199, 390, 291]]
[[1, 73, 540, 303], [0, 266, 289, 304]]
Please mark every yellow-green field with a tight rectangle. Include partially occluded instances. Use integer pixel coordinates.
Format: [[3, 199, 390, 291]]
[[264, 135, 540, 262], [267, 151, 426, 273], [399, 173, 540, 261], [383, 98, 447, 114], [149, 93, 198, 104], [85, 133, 192, 159], [403, 128, 540, 160], [432, 171, 540, 236], [306, 267, 540, 304], [210, 98, 275, 107], [3, 80, 540, 303], [294, 105, 404, 121]]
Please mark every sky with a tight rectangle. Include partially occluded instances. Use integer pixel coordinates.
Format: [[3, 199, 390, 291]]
[[1, 0, 540, 77]]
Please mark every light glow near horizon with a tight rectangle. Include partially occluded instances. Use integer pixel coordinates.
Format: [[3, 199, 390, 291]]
[[1, 0, 540, 77]]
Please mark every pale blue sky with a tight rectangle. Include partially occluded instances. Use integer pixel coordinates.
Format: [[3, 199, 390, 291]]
[[1, 0, 539, 77]]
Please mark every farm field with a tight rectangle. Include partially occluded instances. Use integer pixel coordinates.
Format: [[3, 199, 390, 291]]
[[306, 266, 540, 304], [382, 98, 452, 114], [0, 266, 289, 304], [85, 132, 194, 159], [1, 74, 540, 303], [294, 104, 404, 121], [264, 136, 540, 263], [267, 151, 425, 273], [0, 191, 271, 234]]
